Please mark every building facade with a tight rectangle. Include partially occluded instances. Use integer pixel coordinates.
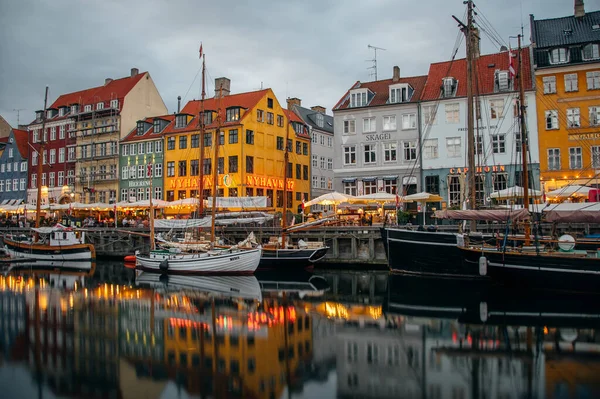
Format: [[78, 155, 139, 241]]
[[531, 5, 600, 192], [119, 115, 172, 202], [420, 49, 540, 208], [0, 114, 12, 139], [163, 79, 311, 214], [0, 129, 29, 204], [289, 100, 335, 205], [332, 67, 427, 197]]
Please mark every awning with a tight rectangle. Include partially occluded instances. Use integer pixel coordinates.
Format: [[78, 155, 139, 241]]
[[361, 176, 377, 182], [1, 199, 9, 205], [342, 178, 357, 183], [403, 176, 417, 185], [382, 175, 398, 181]]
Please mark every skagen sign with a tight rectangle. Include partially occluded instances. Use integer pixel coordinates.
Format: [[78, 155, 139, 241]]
[[569, 133, 600, 141], [449, 165, 506, 174], [365, 133, 392, 142]]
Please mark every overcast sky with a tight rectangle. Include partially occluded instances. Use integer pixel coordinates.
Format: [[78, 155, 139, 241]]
[[0, 0, 579, 128]]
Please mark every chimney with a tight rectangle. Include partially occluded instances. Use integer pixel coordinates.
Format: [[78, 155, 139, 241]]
[[574, 0, 585, 18], [177, 96, 181, 113], [214, 77, 231, 98], [471, 27, 481, 59], [392, 66, 400, 82], [104, 78, 113, 86], [287, 97, 302, 110], [130, 67, 139, 77], [311, 105, 326, 114]]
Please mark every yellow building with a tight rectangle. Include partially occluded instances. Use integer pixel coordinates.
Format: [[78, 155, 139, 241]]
[[163, 78, 311, 214], [531, 8, 600, 192]]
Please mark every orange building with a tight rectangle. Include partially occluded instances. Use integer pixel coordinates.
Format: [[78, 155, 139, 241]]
[[531, 7, 600, 192]]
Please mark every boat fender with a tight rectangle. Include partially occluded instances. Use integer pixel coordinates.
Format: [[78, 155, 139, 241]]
[[159, 259, 169, 272], [479, 255, 487, 276], [479, 301, 488, 322]]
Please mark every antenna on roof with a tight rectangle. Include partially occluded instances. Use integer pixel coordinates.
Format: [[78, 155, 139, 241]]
[[367, 44, 386, 81], [12, 109, 25, 126]]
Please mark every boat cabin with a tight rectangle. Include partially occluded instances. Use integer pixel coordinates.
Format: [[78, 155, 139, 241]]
[[32, 226, 85, 246]]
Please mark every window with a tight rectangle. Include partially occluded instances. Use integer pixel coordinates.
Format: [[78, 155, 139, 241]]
[[136, 121, 145, 135], [343, 120, 356, 134], [229, 129, 238, 144], [228, 156, 238, 173], [50, 127, 56, 140], [493, 173, 508, 192], [583, 43, 600, 60], [226, 108, 240, 122], [266, 112, 274, 125], [545, 110, 558, 129], [442, 77, 457, 97], [0, 181, 3, 192], [59, 125, 65, 139], [344, 146, 356, 165], [137, 142, 144, 155], [219, 131, 225, 145], [349, 90, 368, 107], [327, 158, 333, 169], [402, 113, 417, 129], [587, 71, 600, 90], [175, 114, 187, 128], [137, 165, 144, 178], [422, 105, 437, 125], [367, 343, 379, 364], [122, 144, 129, 156], [6, 179, 11, 192], [179, 135, 187, 149], [566, 108, 580, 128], [303, 165, 308, 180], [592, 146, 600, 168], [256, 109, 264, 122], [49, 172, 55, 187], [312, 175, 318, 188], [154, 187, 162, 200], [403, 141, 417, 161], [327, 136, 333, 147], [167, 137, 175, 150], [445, 103, 460, 123], [276, 136, 284, 150], [20, 178, 26, 191], [549, 48, 568, 64], [320, 156, 326, 169], [68, 147, 75, 161], [543, 76, 556, 94], [153, 119, 161, 133], [33, 130, 38, 143], [178, 160, 187, 176], [363, 180, 377, 195], [390, 85, 410, 103], [49, 149, 56, 164], [277, 115, 284, 127], [447, 137, 461, 157], [59, 148, 65, 163], [569, 147, 582, 169], [448, 175, 461, 206], [202, 159, 211, 175], [20, 161, 26, 171], [491, 134, 506, 153], [190, 159, 199, 176], [423, 139, 438, 159], [191, 134, 199, 148], [590, 107, 600, 126], [32, 152, 38, 166], [363, 117, 376, 133], [344, 180, 357, 196], [167, 161, 175, 177], [377, 143, 395, 162], [245, 129, 254, 144], [383, 116, 396, 131], [154, 163, 162, 177], [110, 99, 118, 109], [203, 133, 212, 147], [490, 99, 504, 119], [31, 174, 36, 189], [475, 135, 483, 154], [122, 166, 129, 180], [564, 73, 578, 92], [303, 142, 309, 155], [218, 157, 224, 174], [295, 164, 301, 180], [425, 175, 440, 194], [364, 144, 376, 164], [495, 70, 510, 91]]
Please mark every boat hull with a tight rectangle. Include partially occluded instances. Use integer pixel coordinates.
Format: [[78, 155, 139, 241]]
[[459, 246, 600, 294], [382, 227, 488, 279], [258, 247, 329, 269], [3, 237, 95, 261], [136, 247, 261, 275]]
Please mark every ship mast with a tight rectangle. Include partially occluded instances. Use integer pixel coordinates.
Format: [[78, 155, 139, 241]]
[[198, 54, 206, 217], [35, 86, 49, 238], [210, 86, 223, 245], [281, 110, 292, 247], [517, 34, 531, 245]]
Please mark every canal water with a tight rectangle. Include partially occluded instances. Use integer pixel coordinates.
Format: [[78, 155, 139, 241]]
[[0, 260, 598, 399]]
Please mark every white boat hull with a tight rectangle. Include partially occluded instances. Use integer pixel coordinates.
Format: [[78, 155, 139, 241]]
[[136, 247, 261, 275], [3, 238, 95, 262]]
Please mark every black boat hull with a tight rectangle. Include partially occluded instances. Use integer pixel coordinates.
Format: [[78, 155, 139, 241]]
[[258, 247, 329, 269], [459, 246, 600, 294]]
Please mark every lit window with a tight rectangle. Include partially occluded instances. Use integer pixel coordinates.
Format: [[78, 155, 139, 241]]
[[569, 147, 582, 169]]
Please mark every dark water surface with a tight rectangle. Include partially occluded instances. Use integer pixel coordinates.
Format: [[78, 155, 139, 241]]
[[0, 261, 599, 399]]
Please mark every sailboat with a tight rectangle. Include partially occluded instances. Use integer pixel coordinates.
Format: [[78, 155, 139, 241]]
[[135, 51, 261, 275], [258, 110, 329, 269], [3, 87, 95, 262], [456, 36, 600, 293]]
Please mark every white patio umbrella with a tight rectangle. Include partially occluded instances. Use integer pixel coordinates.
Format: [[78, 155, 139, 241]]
[[490, 185, 542, 200], [545, 185, 592, 199], [349, 191, 398, 203], [401, 192, 443, 226], [304, 191, 355, 207]]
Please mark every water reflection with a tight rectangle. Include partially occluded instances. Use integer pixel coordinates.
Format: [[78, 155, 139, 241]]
[[0, 264, 598, 399]]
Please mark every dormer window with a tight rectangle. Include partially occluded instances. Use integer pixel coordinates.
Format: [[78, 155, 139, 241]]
[[110, 99, 119, 109], [46, 110, 52, 119], [389, 84, 412, 103], [175, 114, 187, 128], [35, 111, 43, 122], [293, 122, 305, 135], [549, 48, 568, 64], [583, 43, 600, 61], [71, 104, 79, 114], [137, 121, 145, 135], [442, 77, 457, 98], [58, 108, 64, 117], [495, 70, 511, 92], [153, 119, 161, 133], [203, 111, 213, 126], [84, 105, 92, 112], [316, 113, 324, 128], [349, 89, 368, 108], [97, 102, 104, 110], [226, 107, 240, 122]]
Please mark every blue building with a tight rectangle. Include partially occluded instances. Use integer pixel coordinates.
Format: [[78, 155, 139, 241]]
[[0, 129, 29, 204]]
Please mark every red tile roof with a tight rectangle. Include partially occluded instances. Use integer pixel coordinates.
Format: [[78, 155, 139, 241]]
[[334, 75, 428, 110], [421, 49, 533, 101], [121, 115, 175, 143], [48, 72, 147, 109], [284, 109, 310, 139], [12, 129, 29, 159]]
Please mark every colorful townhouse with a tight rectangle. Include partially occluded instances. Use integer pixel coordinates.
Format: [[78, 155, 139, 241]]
[[0, 129, 29, 205], [332, 66, 427, 197], [530, 4, 600, 192], [163, 77, 311, 214], [419, 48, 539, 208], [119, 115, 173, 202]]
